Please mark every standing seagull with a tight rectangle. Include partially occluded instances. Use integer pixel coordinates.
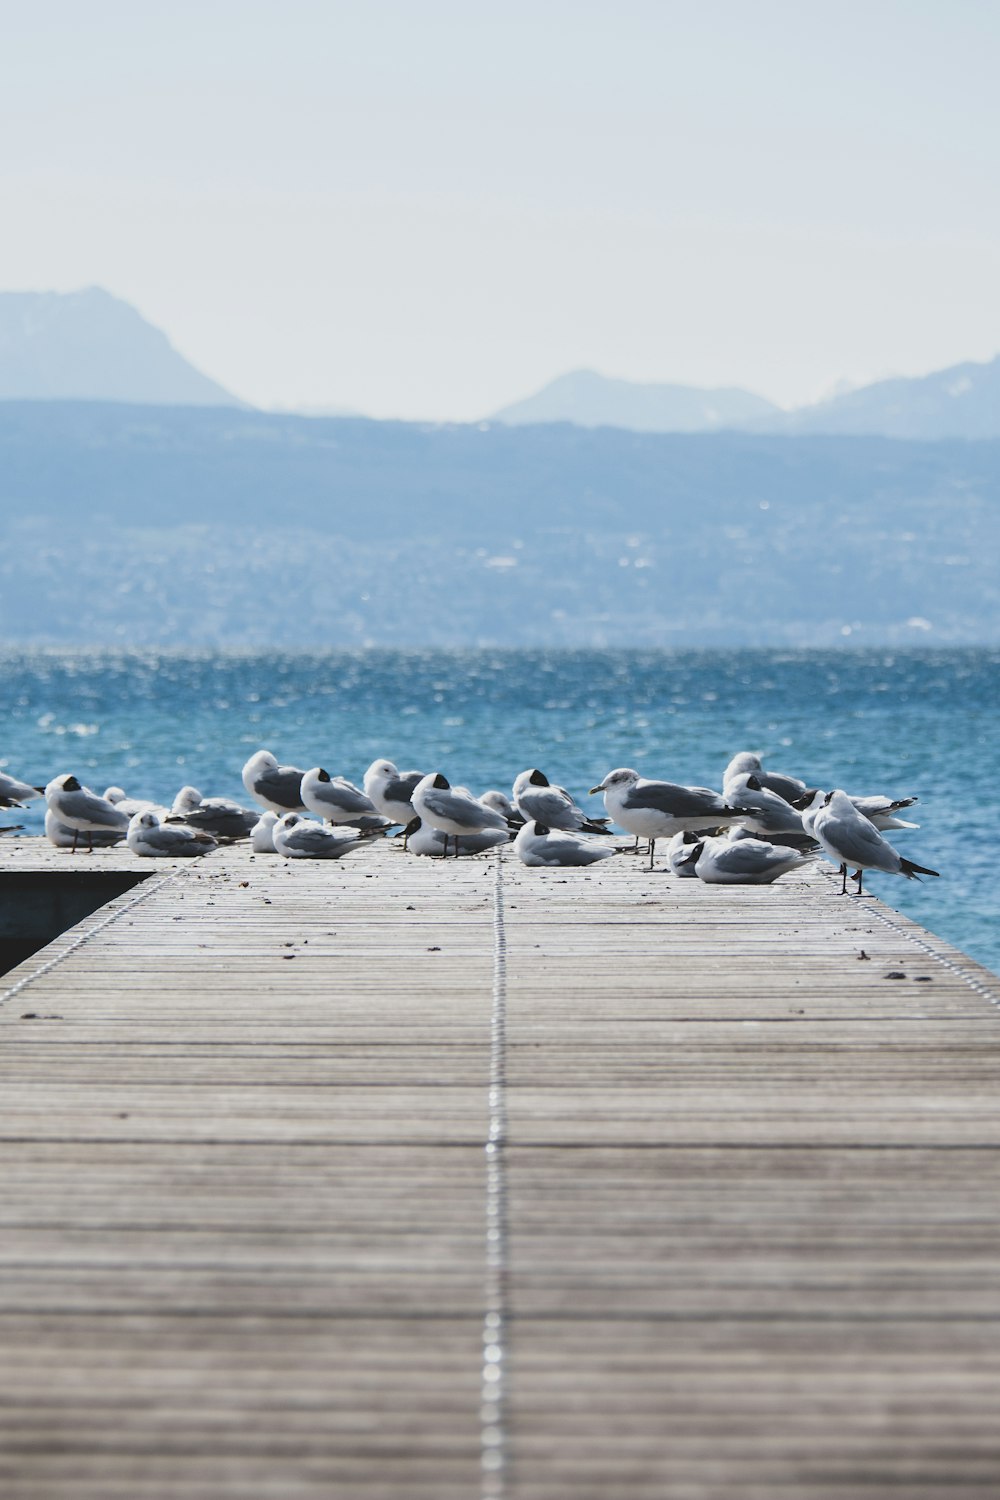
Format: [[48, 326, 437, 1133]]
[[44, 775, 130, 852], [412, 773, 511, 857], [401, 816, 509, 858], [590, 768, 746, 871], [810, 789, 939, 895], [242, 750, 307, 815]]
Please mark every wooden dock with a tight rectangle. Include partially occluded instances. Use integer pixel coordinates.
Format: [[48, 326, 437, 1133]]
[[2, 837, 999, 1498]]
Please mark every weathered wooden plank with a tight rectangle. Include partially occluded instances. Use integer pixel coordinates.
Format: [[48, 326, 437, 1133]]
[[1, 837, 999, 1497]]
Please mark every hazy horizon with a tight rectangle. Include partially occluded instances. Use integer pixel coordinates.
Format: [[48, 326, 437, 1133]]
[[3, 1, 999, 421]]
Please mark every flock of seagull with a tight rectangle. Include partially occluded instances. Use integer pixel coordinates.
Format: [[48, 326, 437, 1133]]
[[1, 747, 940, 895]]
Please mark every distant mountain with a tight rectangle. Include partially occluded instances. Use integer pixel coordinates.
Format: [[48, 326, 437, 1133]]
[[0, 288, 243, 407], [491, 368, 780, 433], [1, 402, 998, 648], [757, 355, 1000, 440]]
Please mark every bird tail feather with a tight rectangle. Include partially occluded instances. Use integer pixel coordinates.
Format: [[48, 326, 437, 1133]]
[[900, 857, 940, 880]]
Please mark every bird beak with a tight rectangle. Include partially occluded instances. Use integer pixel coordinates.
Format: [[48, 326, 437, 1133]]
[[589, 783, 605, 795]]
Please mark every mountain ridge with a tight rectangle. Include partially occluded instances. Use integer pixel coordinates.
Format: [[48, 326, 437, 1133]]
[[0, 287, 244, 408]]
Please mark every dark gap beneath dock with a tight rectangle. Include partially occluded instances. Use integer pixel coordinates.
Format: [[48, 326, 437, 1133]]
[[0, 872, 150, 978]]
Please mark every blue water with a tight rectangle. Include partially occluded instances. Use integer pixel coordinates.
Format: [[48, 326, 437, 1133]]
[[3, 648, 997, 975]]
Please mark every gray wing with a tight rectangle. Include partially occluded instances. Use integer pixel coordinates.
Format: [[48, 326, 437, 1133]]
[[385, 772, 423, 805], [332, 779, 378, 816], [760, 771, 807, 802], [62, 790, 130, 829], [540, 835, 615, 866], [628, 781, 728, 818], [184, 802, 257, 838], [456, 828, 510, 853], [821, 809, 892, 863], [519, 787, 579, 827], [257, 765, 305, 808], [291, 824, 356, 855], [426, 788, 494, 830], [146, 825, 214, 854]]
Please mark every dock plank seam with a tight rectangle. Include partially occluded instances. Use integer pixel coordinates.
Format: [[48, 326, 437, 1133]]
[[482, 852, 509, 1498]]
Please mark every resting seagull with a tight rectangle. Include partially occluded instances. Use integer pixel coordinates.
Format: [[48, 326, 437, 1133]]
[[272, 812, 369, 860], [363, 760, 425, 824], [1, 770, 45, 809], [127, 810, 218, 858], [170, 786, 258, 841], [725, 774, 812, 843], [250, 810, 279, 852], [810, 789, 939, 895], [242, 750, 307, 815], [513, 769, 609, 835], [688, 834, 813, 885], [590, 768, 746, 871], [723, 752, 807, 805], [301, 767, 391, 829], [514, 820, 618, 868]]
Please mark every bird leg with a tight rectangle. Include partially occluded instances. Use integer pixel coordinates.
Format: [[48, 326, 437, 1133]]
[[853, 868, 865, 896], [88, 832, 94, 854], [71, 830, 79, 855], [839, 862, 848, 895], [440, 834, 449, 859], [648, 838, 656, 872]]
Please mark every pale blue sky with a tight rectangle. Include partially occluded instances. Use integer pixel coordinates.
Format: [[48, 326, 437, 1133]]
[[2, 0, 999, 418]]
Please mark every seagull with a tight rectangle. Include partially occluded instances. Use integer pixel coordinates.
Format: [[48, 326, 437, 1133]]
[[104, 786, 166, 819], [0, 770, 45, 809], [480, 790, 525, 827], [169, 786, 258, 840], [241, 750, 307, 814], [514, 820, 619, 868], [513, 769, 609, 834], [127, 811, 218, 858], [44, 775, 130, 852], [45, 808, 124, 849], [794, 788, 919, 833], [590, 768, 747, 871], [272, 812, 370, 859], [412, 773, 512, 857], [301, 767, 391, 828], [250, 810, 279, 852], [688, 833, 814, 885], [363, 760, 425, 823], [723, 752, 807, 805], [809, 789, 939, 895], [666, 830, 702, 878], [401, 816, 509, 858], [725, 773, 811, 841]]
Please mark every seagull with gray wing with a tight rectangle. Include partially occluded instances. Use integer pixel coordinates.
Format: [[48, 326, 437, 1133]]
[[242, 750, 307, 815], [513, 769, 609, 834], [590, 767, 747, 871]]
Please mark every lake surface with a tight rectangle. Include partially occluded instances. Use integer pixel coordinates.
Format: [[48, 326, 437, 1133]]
[[3, 647, 997, 975]]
